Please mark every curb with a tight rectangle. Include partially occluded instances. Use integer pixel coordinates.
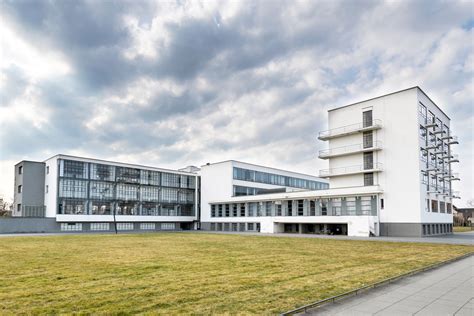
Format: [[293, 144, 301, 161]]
[[281, 252, 473, 315]]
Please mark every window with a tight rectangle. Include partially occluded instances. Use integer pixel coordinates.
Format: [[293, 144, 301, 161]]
[[380, 198, 384, 209], [276, 204, 282, 216], [116, 167, 140, 183], [418, 102, 427, 119], [58, 199, 87, 214], [17, 204, 21, 212], [247, 223, 255, 231], [210, 223, 216, 231], [364, 152, 374, 170], [232, 204, 238, 217], [90, 181, 114, 200], [364, 173, 374, 186], [140, 186, 160, 202], [428, 111, 435, 125], [62, 160, 87, 179], [90, 200, 113, 215], [287, 201, 293, 216], [116, 184, 139, 201], [161, 173, 180, 187], [18, 166, 22, 174], [363, 131, 373, 148], [59, 179, 88, 199], [362, 110, 373, 127], [218, 204, 223, 217], [361, 196, 372, 214], [117, 223, 134, 230], [248, 203, 257, 217], [225, 204, 230, 217], [240, 204, 245, 217], [346, 197, 356, 215], [90, 223, 110, 231], [309, 200, 316, 216], [160, 188, 178, 202], [419, 125, 427, 141], [232, 167, 328, 190], [431, 199, 438, 213], [266, 202, 272, 216], [447, 203, 452, 214], [140, 223, 156, 230], [332, 198, 341, 216], [17, 185, 22, 193], [439, 201, 446, 213], [297, 200, 304, 216], [211, 205, 216, 217], [91, 164, 115, 181], [161, 223, 175, 230], [321, 200, 328, 216], [61, 223, 83, 231], [46, 166, 49, 174], [116, 201, 139, 215]]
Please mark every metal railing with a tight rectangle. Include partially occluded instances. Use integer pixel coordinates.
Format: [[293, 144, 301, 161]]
[[318, 119, 382, 139], [319, 163, 383, 177], [319, 141, 382, 158]]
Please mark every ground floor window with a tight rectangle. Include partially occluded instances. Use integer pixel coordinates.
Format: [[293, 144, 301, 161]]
[[161, 223, 175, 230], [90, 223, 110, 231], [61, 223, 83, 231], [116, 223, 134, 230], [140, 223, 156, 230]]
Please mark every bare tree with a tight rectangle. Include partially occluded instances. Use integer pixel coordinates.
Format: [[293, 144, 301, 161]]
[[0, 198, 13, 217]]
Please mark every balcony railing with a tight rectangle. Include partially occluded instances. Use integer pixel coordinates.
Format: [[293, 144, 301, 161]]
[[318, 119, 382, 140], [318, 141, 382, 159], [319, 162, 383, 177]]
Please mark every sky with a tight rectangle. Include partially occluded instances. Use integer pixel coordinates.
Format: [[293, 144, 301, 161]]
[[0, 0, 473, 207]]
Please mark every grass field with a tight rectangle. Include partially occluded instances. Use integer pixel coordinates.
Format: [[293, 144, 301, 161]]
[[0, 233, 472, 314], [453, 226, 473, 232]]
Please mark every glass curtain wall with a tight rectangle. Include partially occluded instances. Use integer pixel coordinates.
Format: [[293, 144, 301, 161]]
[[57, 159, 196, 216]]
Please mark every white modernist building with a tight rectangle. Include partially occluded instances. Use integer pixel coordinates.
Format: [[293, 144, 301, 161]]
[[13, 155, 199, 232], [10, 87, 458, 237], [200, 87, 459, 237]]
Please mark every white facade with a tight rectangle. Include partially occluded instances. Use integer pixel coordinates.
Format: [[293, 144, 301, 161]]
[[199, 160, 329, 224], [200, 87, 458, 237]]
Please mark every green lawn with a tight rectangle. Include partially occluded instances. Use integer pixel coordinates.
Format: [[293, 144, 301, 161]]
[[454, 226, 473, 232], [0, 233, 472, 315]]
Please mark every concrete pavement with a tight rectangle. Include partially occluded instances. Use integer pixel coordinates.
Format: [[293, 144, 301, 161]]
[[302, 255, 473, 316]]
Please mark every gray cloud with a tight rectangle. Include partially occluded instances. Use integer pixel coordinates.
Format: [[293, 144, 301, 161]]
[[0, 0, 472, 205]]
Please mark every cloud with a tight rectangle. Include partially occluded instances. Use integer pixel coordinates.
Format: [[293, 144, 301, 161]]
[[0, 0, 472, 206]]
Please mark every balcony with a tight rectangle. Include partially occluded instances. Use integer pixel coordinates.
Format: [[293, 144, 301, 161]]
[[319, 162, 383, 178], [448, 154, 459, 163], [318, 119, 382, 141], [448, 136, 459, 145], [318, 141, 383, 159]]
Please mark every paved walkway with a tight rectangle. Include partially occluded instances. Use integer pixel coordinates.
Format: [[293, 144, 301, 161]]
[[303, 255, 473, 316]]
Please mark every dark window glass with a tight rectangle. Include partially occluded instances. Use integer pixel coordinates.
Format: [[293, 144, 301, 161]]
[[364, 173, 374, 186], [364, 152, 374, 170], [363, 110, 373, 127]]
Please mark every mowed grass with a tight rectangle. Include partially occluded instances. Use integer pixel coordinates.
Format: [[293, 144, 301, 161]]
[[454, 226, 473, 232], [0, 233, 472, 315]]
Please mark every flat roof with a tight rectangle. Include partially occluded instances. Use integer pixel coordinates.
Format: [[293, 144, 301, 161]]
[[43, 154, 198, 176], [328, 86, 451, 120], [201, 160, 328, 181]]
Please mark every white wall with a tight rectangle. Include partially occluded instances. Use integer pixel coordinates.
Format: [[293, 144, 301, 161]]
[[326, 88, 423, 223], [44, 156, 58, 218], [199, 162, 234, 222]]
